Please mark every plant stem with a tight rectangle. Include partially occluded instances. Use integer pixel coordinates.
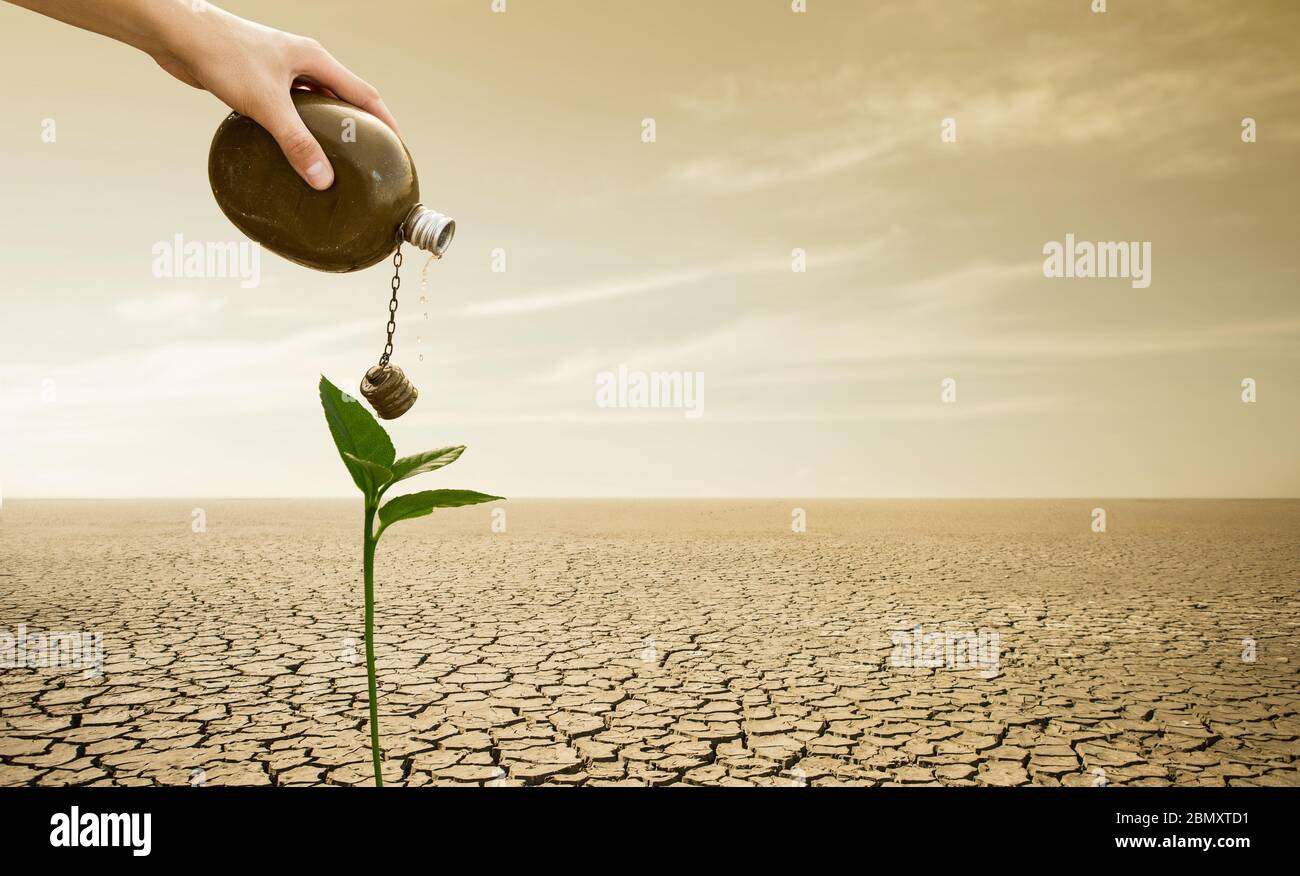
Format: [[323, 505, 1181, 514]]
[[363, 502, 383, 787]]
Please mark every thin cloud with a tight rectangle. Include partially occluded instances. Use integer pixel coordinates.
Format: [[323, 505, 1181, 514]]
[[458, 236, 893, 318], [114, 290, 227, 326], [458, 268, 714, 317], [0, 321, 375, 414]]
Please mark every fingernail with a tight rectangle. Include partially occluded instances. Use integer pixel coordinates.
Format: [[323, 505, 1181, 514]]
[[306, 161, 333, 189]]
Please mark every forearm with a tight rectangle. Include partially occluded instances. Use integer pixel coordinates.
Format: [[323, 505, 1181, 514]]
[[4, 0, 219, 59]]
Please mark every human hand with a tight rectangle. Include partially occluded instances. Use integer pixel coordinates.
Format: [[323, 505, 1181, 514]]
[[5, 0, 400, 190], [150, 5, 401, 190]]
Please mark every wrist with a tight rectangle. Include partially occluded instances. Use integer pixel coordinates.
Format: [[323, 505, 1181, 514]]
[[142, 0, 232, 66]]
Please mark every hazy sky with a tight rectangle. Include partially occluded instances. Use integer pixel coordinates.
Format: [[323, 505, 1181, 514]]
[[1, 0, 1297, 498]]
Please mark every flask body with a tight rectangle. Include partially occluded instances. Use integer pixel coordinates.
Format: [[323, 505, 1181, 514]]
[[209, 92, 420, 272]]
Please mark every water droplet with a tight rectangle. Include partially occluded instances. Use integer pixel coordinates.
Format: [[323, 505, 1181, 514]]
[[418, 253, 435, 305]]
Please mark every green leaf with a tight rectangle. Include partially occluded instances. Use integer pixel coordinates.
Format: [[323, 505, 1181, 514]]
[[342, 453, 393, 496], [387, 446, 465, 488], [320, 375, 395, 496], [378, 489, 504, 533]]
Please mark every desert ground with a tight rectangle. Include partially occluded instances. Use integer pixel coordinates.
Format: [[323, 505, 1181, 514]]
[[0, 499, 1296, 787]]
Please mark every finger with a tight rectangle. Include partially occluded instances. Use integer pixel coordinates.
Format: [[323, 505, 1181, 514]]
[[299, 51, 402, 137], [256, 92, 334, 190], [292, 76, 339, 100]]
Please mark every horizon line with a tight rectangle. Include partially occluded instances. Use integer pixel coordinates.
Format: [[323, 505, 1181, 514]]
[[3, 496, 1298, 502]]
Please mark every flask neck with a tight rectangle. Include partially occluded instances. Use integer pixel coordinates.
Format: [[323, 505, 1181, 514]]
[[402, 205, 456, 258]]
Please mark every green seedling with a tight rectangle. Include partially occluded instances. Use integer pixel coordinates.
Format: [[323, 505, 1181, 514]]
[[319, 375, 503, 787]]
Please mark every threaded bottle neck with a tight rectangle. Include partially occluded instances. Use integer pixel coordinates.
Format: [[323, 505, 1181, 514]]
[[402, 205, 456, 258]]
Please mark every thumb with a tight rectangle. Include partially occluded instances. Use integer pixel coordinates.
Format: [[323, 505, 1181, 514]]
[[258, 94, 334, 190]]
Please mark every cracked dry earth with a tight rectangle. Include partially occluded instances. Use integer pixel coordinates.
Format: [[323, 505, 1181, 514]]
[[1, 499, 1297, 788]]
